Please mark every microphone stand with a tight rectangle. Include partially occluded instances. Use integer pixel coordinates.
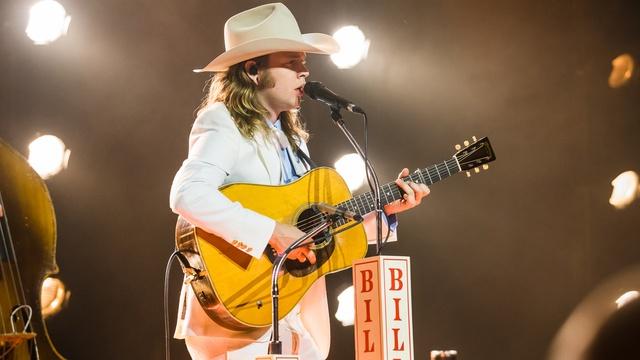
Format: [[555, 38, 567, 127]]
[[268, 217, 334, 355], [329, 107, 384, 255]]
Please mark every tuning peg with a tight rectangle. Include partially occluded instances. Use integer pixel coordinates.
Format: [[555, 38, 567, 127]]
[[455, 144, 461, 150], [463, 140, 470, 146], [472, 136, 477, 142], [482, 164, 489, 170], [466, 171, 471, 177], [474, 168, 480, 173]]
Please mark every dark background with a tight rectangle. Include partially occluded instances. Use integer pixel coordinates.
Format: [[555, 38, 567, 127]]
[[2, 0, 640, 359]]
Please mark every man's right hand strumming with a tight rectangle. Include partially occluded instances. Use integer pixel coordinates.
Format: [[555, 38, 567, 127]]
[[269, 223, 317, 264]]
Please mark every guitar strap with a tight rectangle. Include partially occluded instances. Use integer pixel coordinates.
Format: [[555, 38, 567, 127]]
[[296, 148, 317, 170]]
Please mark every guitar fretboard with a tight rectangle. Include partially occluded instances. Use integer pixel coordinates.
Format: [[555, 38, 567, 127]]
[[332, 158, 461, 227]]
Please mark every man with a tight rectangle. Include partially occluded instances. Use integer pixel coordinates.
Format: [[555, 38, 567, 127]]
[[170, 3, 429, 359]]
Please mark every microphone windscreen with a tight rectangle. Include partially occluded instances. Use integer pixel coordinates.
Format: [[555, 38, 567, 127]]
[[303, 81, 324, 100]]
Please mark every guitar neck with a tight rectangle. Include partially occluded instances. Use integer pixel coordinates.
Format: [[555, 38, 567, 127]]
[[336, 157, 461, 217]]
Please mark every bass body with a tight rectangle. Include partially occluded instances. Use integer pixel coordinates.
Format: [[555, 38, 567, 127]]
[[0, 139, 65, 359]]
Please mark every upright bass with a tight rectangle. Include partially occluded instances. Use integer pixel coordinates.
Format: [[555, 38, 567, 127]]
[[0, 139, 65, 359]]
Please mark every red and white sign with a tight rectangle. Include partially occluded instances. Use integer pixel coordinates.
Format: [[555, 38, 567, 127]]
[[353, 256, 414, 360]]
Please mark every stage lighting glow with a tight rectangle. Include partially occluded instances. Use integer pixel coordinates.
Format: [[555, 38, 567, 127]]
[[608, 54, 635, 88], [25, 0, 71, 45], [335, 285, 355, 326], [40, 277, 70, 318], [430, 350, 458, 360], [609, 170, 639, 209], [330, 26, 370, 69], [615, 290, 639, 309], [28, 134, 70, 179], [334, 153, 366, 191]]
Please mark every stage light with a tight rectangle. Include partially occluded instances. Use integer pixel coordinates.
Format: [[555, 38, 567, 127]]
[[608, 54, 634, 88], [430, 350, 458, 360], [40, 277, 70, 318], [28, 134, 70, 179], [334, 153, 366, 191], [25, 0, 71, 45], [335, 285, 355, 326], [615, 290, 639, 309], [609, 170, 639, 209], [548, 265, 640, 360], [330, 25, 370, 69]]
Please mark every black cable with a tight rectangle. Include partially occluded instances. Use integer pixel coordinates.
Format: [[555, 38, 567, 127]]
[[164, 250, 182, 360], [361, 112, 384, 255], [378, 215, 393, 252], [359, 112, 397, 253]]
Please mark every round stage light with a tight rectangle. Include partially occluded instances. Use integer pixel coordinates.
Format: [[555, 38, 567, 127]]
[[608, 54, 635, 88], [334, 153, 366, 191], [335, 285, 355, 326], [40, 277, 70, 318], [28, 134, 70, 179], [25, 0, 71, 45], [331, 25, 370, 69], [609, 170, 639, 209], [615, 290, 639, 309]]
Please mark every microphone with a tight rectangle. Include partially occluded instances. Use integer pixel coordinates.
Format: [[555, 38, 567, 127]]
[[303, 81, 365, 114], [315, 203, 363, 222]]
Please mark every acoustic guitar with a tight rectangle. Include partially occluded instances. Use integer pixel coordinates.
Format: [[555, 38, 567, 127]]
[[175, 136, 495, 331]]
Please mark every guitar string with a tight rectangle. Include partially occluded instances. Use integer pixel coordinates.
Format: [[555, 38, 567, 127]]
[[294, 165, 456, 231], [293, 181, 405, 231], [294, 169, 438, 230], [295, 184, 405, 232], [276, 158, 463, 234]]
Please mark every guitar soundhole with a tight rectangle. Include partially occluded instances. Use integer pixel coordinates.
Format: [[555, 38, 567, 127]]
[[265, 206, 336, 277]]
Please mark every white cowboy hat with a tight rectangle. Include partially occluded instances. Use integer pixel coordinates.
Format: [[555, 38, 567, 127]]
[[194, 3, 340, 72]]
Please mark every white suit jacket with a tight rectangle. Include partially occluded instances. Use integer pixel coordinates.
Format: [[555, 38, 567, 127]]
[[169, 103, 396, 358]]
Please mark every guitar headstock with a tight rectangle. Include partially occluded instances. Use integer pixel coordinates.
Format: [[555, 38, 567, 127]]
[[453, 136, 496, 177]]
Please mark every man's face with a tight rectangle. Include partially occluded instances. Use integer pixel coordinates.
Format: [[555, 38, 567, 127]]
[[257, 52, 309, 118]]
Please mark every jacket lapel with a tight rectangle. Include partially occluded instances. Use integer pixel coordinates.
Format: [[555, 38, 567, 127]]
[[254, 132, 282, 185], [286, 145, 309, 177]]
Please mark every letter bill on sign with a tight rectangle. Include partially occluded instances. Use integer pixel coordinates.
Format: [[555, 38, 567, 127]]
[[353, 256, 414, 360]]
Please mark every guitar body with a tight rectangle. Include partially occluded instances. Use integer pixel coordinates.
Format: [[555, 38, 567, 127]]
[[175, 167, 368, 330], [175, 136, 496, 331]]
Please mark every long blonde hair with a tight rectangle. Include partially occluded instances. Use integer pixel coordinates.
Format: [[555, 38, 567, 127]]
[[198, 56, 309, 150]]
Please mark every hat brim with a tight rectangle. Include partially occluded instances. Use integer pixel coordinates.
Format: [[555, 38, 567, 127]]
[[194, 33, 339, 72]]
